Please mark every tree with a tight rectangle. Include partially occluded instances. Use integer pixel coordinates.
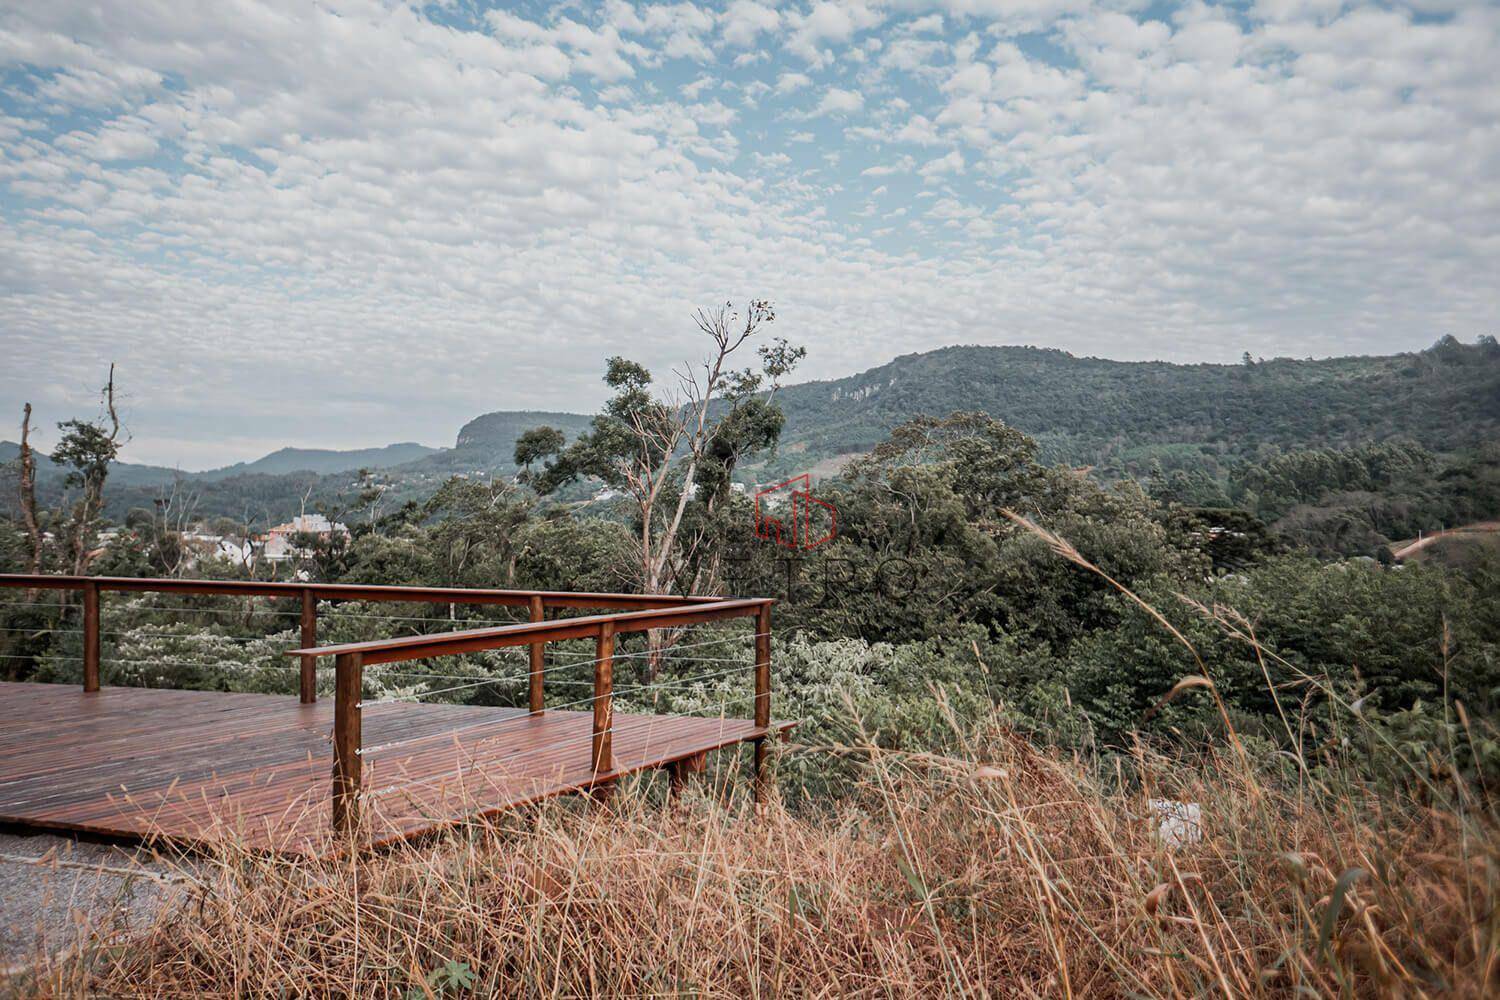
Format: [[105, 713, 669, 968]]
[[354, 468, 389, 529], [15, 403, 42, 580], [50, 365, 124, 576], [514, 427, 566, 486], [521, 300, 800, 599], [416, 477, 535, 589], [519, 301, 802, 677], [784, 412, 1197, 648], [136, 475, 202, 577]]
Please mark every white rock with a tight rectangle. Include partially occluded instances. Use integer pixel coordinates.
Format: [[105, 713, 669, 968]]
[[1149, 799, 1202, 847]]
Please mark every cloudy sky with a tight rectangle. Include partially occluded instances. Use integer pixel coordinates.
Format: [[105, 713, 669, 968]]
[[1, 0, 1496, 468]]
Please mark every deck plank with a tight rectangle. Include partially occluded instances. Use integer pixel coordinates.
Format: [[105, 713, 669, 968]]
[[0, 682, 789, 854]]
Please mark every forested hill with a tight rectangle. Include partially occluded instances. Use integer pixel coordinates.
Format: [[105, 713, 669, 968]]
[[9, 337, 1497, 522], [194, 443, 438, 480], [404, 411, 595, 476], [755, 337, 1500, 479], [0, 441, 440, 487]]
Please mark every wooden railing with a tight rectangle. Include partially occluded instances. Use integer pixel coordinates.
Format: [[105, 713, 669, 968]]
[[0, 573, 719, 705], [0, 574, 774, 837], [289, 598, 775, 834]]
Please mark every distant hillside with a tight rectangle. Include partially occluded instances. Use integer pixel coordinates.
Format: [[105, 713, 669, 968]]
[[8, 337, 1496, 523], [0, 441, 185, 488], [456, 339, 1500, 483], [454, 410, 596, 453], [750, 337, 1500, 480], [393, 411, 595, 478], [0, 441, 439, 487], [0, 440, 439, 524], [196, 442, 438, 480], [1, 410, 602, 523]]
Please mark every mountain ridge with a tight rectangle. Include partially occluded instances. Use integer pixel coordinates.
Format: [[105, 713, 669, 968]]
[[0, 440, 440, 485], [196, 442, 439, 480], [751, 340, 1500, 476], [7, 337, 1497, 521]]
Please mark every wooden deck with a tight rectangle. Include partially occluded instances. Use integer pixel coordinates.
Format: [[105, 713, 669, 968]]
[[0, 682, 789, 855]]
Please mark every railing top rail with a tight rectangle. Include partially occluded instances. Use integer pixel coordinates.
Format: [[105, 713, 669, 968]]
[[287, 598, 773, 666], [0, 574, 722, 611]]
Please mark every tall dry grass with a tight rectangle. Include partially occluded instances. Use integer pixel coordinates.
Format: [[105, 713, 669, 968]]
[[14, 710, 1496, 998]]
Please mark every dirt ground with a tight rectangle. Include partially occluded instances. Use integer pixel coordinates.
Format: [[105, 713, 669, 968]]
[[0, 832, 195, 982]]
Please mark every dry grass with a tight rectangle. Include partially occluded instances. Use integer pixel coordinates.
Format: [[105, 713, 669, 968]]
[[12, 717, 1496, 998]]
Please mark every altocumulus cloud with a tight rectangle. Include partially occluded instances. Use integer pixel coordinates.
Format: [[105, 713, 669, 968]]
[[0, 0, 1496, 466]]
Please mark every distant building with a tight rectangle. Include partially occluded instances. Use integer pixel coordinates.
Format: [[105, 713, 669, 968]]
[[259, 514, 349, 562], [179, 531, 254, 569]]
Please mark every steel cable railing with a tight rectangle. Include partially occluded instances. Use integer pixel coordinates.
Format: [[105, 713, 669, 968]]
[[1, 576, 708, 697], [1, 574, 779, 840], [287, 598, 776, 835], [354, 633, 764, 740]]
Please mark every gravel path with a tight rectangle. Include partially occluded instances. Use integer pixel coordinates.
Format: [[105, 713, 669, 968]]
[[0, 833, 197, 982]]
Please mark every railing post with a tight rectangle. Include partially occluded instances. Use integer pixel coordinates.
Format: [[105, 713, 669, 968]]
[[332, 652, 363, 838], [528, 595, 545, 715], [753, 602, 772, 803], [299, 589, 317, 704], [82, 580, 100, 693], [591, 621, 615, 782]]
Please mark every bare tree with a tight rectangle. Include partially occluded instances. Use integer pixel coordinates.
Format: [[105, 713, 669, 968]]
[[150, 475, 202, 577], [643, 302, 782, 597], [355, 468, 389, 530], [521, 300, 802, 676], [16, 403, 43, 582], [536, 301, 779, 598]]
